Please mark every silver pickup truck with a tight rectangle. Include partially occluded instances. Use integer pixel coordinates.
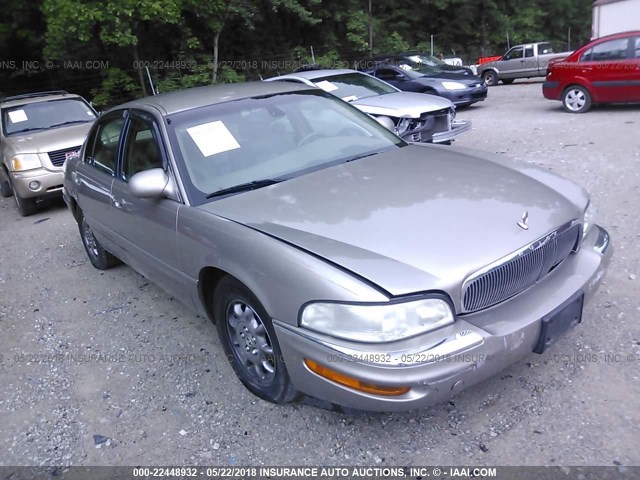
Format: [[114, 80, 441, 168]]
[[478, 42, 572, 86]]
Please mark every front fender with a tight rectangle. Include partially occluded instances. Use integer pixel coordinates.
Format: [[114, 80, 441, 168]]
[[177, 208, 389, 326]]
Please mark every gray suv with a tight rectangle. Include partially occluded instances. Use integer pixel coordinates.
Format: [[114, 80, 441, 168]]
[[0, 91, 97, 216]]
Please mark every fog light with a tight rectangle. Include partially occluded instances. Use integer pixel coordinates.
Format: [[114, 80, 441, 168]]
[[28, 181, 41, 191], [304, 359, 410, 397]]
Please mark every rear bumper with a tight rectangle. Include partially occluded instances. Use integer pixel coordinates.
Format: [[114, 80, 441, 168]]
[[431, 120, 472, 144], [542, 80, 562, 100], [10, 168, 64, 199], [275, 225, 612, 412]]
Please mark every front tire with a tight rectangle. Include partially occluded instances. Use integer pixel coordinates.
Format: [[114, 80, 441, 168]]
[[0, 177, 12, 198], [213, 276, 298, 405], [78, 212, 119, 270], [501, 78, 515, 85], [482, 70, 498, 86], [562, 85, 592, 113], [10, 177, 37, 216]]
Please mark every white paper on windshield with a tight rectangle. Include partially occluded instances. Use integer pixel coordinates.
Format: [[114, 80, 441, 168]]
[[8, 109, 28, 123], [315, 80, 338, 92], [341, 95, 358, 103], [186, 121, 240, 157]]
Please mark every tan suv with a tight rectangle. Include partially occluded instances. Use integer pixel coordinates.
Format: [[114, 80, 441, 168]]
[[0, 91, 97, 216]]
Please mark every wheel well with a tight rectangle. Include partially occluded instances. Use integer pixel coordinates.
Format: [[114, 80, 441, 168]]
[[68, 197, 82, 223], [198, 266, 229, 322], [563, 83, 589, 95]]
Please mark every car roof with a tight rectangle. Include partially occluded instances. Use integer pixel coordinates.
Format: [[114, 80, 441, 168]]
[[0, 91, 83, 108], [271, 69, 361, 81], [589, 30, 640, 42], [113, 81, 317, 116]]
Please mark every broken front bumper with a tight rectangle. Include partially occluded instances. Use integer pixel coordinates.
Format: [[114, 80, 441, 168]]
[[401, 119, 472, 144]]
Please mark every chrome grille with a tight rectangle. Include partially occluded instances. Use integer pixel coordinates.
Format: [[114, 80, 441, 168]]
[[462, 223, 581, 312], [47, 145, 81, 167]]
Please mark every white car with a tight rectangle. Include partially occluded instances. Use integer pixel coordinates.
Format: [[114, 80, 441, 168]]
[[266, 69, 470, 144]]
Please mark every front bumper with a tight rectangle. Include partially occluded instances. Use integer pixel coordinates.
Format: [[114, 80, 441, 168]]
[[440, 85, 488, 106], [430, 120, 472, 144], [274, 225, 612, 412], [10, 168, 64, 199]]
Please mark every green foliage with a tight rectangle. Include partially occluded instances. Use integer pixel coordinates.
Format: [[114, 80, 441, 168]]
[[90, 67, 139, 109], [0, 0, 593, 100], [374, 32, 410, 55]]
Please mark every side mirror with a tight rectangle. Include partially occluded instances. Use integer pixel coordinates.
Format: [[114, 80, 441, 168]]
[[129, 168, 172, 199]]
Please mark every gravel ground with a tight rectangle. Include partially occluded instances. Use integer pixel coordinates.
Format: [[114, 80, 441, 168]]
[[0, 80, 639, 468]]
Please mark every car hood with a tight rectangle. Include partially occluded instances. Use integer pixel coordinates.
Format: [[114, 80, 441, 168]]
[[4, 122, 94, 154], [440, 65, 474, 75], [352, 92, 453, 118], [414, 71, 483, 83], [200, 145, 582, 301]]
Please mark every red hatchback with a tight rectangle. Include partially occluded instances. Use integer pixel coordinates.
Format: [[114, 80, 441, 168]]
[[543, 31, 640, 113]]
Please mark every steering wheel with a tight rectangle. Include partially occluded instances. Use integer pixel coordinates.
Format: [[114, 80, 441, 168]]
[[297, 132, 326, 146], [337, 127, 367, 137]]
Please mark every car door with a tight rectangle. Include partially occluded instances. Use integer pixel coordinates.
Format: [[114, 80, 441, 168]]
[[522, 45, 538, 76], [498, 46, 525, 78], [631, 36, 640, 101], [374, 67, 406, 89], [579, 36, 633, 103], [74, 111, 125, 252], [107, 110, 189, 302]]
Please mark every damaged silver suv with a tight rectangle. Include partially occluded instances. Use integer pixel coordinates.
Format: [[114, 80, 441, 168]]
[[0, 91, 97, 216]]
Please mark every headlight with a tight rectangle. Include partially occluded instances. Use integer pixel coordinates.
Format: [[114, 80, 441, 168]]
[[11, 154, 42, 171], [300, 297, 454, 343], [395, 117, 412, 136], [582, 201, 596, 237], [442, 81, 466, 90]]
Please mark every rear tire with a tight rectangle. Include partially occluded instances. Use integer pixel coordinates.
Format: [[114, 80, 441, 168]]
[[78, 211, 119, 269], [482, 70, 498, 86], [562, 85, 592, 113], [213, 276, 298, 405]]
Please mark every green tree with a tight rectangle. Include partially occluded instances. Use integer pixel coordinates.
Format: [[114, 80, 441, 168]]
[[43, 0, 182, 95]]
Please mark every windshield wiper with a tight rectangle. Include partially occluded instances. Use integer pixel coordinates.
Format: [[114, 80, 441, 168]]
[[9, 127, 47, 135], [344, 151, 382, 163], [206, 178, 283, 199], [49, 120, 92, 129]]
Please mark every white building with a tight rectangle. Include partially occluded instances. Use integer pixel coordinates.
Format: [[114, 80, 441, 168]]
[[592, 0, 640, 38]]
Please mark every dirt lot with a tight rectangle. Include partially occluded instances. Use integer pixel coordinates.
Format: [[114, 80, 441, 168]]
[[1, 80, 639, 468]]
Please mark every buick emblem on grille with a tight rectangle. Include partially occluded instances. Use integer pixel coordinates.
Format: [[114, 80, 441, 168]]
[[517, 210, 529, 230]]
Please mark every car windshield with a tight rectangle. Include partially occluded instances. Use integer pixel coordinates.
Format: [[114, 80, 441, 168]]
[[396, 56, 447, 74], [167, 90, 405, 203], [311, 72, 397, 101], [410, 54, 447, 67], [2, 98, 96, 136]]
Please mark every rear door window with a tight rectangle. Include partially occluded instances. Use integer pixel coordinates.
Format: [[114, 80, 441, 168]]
[[85, 115, 125, 176], [590, 38, 630, 61]]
